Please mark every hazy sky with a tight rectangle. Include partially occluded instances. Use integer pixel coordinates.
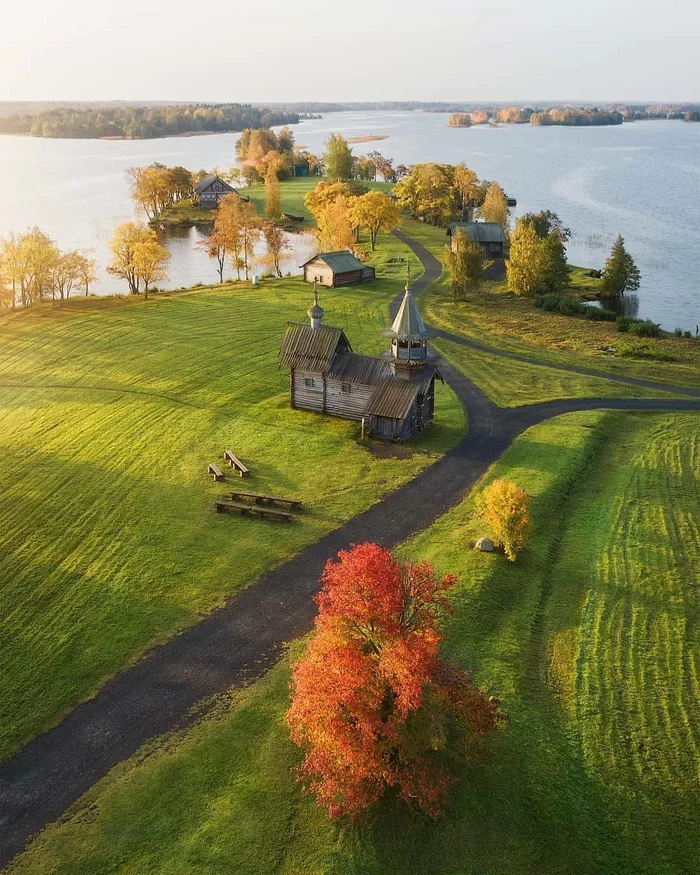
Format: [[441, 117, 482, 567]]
[[2, 0, 698, 103]]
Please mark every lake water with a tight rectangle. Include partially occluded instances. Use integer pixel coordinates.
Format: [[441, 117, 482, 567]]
[[1, 113, 698, 330]]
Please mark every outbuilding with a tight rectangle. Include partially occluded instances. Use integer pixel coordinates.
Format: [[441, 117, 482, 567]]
[[447, 221, 506, 257], [193, 174, 237, 209], [301, 251, 376, 288]]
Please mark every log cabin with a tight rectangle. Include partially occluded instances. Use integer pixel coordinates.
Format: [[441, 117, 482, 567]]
[[279, 282, 441, 441], [301, 251, 376, 287], [193, 174, 237, 209], [447, 221, 506, 257]]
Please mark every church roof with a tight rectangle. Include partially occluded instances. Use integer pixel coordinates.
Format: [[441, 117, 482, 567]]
[[363, 367, 439, 419], [279, 322, 350, 372], [328, 352, 391, 384], [387, 287, 428, 340]]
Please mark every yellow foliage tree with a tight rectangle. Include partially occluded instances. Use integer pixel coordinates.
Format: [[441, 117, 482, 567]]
[[506, 219, 543, 296], [107, 222, 169, 296], [480, 181, 509, 228], [316, 195, 355, 252], [477, 479, 531, 561], [348, 191, 401, 250]]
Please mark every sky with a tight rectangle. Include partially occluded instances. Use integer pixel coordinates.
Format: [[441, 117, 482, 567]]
[[2, 0, 698, 103]]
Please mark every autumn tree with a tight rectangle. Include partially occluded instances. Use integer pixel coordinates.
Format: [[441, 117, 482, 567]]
[[477, 479, 531, 561], [348, 191, 401, 250], [324, 133, 353, 181], [5, 228, 60, 306], [198, 227, 228, 283], [316, 195, 355, 252], [538, 233, 569, 293], [471, 110, 489, 125], [264, 153, 283, 219], [133, 236, 170, 298], [506, 219, 544, 296], [445, 229, 485, 299], [479, 181, 509, 228], [394, 163, 457, 226], [215, 194, 261, 280], [77, 252, 98, 296], [107, 222, 168, 295], [52, 250, 85, 302], [521, 210, 571, 242], [601, 235, 641, 296], [262, 221, 291, 277], [287, 543, 504, 820]]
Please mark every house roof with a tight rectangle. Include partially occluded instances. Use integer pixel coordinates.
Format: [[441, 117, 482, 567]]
[[279, 322, 350, 372], [387, 287, 428, 340], [448, 222, 506, 244], [363, 368, 439, 420], [193, 174, 236, 195], [327, 352, 391, 385], [300, 250, 366, 274]]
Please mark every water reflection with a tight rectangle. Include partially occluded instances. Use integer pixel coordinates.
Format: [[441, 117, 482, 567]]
[[155, 225, 317, 288], [584, 294, 640, 318]]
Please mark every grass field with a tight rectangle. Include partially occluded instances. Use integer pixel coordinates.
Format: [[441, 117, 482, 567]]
[[434, 336, 682, 406], [10, 411, 698, 874], [0, 230, 463, 758]]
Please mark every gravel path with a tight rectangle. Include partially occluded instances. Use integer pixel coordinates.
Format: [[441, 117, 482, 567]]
[[1, 232, 697, 868]]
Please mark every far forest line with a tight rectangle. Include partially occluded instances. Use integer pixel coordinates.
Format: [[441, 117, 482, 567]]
[[0, 103, 300, 139]]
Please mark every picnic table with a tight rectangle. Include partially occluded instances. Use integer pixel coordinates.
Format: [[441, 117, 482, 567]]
[[214, 499, 291, 522], [229, 490, 302, 510]]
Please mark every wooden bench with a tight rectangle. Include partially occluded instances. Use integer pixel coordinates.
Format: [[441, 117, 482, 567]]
[[214, 500, 292, 522], [229, 490, 302, 510], [208, 463, 224, 481], [223, 449, 250, 478]]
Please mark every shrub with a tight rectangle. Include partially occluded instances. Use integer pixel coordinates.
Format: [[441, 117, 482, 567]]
[[675, 327, 683, 337], [629, 319, 661, 338], [618, 341, 676, 362], [583, 305, 617, 321], [616, 315, 632, 332], [477, 479, 531, 561], [684, 330, 693, 339]]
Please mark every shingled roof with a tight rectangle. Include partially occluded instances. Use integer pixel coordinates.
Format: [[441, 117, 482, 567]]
[[328, 352, 391, 384], [386, 287, 428, 340], [363, 367, 440, 419], [193, 174, 236, 195], [279, 322, 351, 372], [448, 222, 506, 244], [300, 251, 366, 273]]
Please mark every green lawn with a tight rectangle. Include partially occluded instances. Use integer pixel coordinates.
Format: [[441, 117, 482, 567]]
[[0, 231, 464, 758], [11, 412, 698, 874], [434, 336, 682, 406]]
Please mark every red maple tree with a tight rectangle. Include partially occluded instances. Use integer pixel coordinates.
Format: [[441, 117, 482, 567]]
[[286, 542, 504, 820]]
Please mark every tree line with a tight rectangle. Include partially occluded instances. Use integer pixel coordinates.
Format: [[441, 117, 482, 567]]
[[0, 104, 299, 139], [0, 230, 97, 309]]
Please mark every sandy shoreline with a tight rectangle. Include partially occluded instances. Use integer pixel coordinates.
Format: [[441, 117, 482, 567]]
[[346, 134, 389, 143]]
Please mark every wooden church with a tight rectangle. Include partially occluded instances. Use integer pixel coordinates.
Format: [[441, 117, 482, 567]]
[[279, 282, 441, 441]]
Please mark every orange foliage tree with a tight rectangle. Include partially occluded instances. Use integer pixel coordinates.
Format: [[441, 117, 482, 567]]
[[477, 479, 531, 561], [286, 543, 504, 820]]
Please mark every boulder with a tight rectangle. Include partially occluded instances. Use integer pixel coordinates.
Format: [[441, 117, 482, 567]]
[[475, 537, 495, 552]]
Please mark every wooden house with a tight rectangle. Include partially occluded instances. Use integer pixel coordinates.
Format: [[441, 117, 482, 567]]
[[301, 251, 376, 287], [279, 284, 441, 441], [193, 174, 236, 209], [447, 222, 506, 257]]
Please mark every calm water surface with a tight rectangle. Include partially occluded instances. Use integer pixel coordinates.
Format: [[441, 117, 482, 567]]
[[0, 113, 698, 329]]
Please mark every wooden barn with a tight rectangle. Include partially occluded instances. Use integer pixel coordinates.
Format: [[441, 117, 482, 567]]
[[279, 283, 441, 441], [301, 251, 376, 287], [447, 221, 506, 257], [193, 174, 237, 209]]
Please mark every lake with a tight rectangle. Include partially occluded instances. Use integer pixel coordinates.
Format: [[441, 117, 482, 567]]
[[1, 113, 698, 330]]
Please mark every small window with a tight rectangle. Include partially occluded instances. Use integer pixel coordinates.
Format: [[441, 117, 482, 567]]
[[304, 378, 314, 388], [341, 383, 351, 395]]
